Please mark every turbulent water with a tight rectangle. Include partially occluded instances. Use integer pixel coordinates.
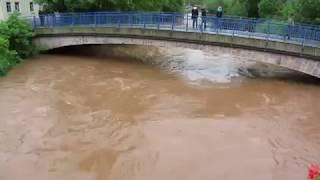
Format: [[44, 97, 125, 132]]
[[0, 45, 319, 180]]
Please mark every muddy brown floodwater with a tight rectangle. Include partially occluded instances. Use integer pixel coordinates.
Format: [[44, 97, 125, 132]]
[[0, 46, 320, 180]]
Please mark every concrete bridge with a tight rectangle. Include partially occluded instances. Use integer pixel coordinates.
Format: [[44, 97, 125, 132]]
[[32, 13, 320, 78]]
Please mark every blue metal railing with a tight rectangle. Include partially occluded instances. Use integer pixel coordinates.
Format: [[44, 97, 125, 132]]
[[28, 12, 320, 45]]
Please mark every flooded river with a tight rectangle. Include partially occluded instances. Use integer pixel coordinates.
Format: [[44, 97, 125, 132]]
[[0, 46, 319, 180]]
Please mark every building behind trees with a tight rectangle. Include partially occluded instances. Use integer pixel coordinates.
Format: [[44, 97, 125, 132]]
[[0, 0, 40, 20]]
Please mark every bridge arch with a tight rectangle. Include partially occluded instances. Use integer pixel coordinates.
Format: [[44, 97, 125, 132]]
[[33, 27, 320, 78]]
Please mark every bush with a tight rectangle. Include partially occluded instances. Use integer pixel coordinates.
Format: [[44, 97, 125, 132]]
[[294, 0, 320, 24], [226, 0, 247, 16], [0, 37, 20, 76], [259, 0, 278, 18], [0, 13, 34, 76], [5, 14, 34, 58]]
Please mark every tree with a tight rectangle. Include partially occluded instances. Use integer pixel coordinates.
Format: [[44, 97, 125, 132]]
[[36, 0, 184, 12], [189, 0, 205, 6], [4, 14, 34, 58], [259, 0, 285, 18], [36, 0, 320, 24], [0, 37, 19, 76], [258, 0, 276, 18], [245, 0, 260, 17], [0, 14, 34, 76], [294, 0, 320, 24], [163, 0, 184, 12], [280, 0, 295, 21], [227, 0, 247, 16]]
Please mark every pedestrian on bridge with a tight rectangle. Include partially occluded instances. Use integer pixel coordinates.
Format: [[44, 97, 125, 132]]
[[201, 8, 207, 31], [215, 6, 223, 30], [216, 6, 223, 18], [192, 6, 199, 29]]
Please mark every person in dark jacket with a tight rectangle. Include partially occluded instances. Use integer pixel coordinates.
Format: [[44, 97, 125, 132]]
[[201, 8, 207, 30], [39, 9, 45, 26], [191, 6, 199, 29], [215, 6, 223, 29]]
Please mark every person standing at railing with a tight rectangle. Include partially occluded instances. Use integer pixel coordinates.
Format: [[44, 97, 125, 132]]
[[39, 9, 45, 26], [201, 8, 207, 30], [192, 6, 199, 29], [216, 6, 223, 18], [287, 14, 295, 40], [215, 6, 223, 30]]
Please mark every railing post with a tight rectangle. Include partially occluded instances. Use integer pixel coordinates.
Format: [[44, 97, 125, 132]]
[[33, 16, 36, 28], [118, 14, 121, 28], [72, 14, 74, 27], [267, 21, 270, 40], [186, 14, 189, 32], [51, 14, 55, 27], [157, 13, 160, 29], [106, 13, 109, 25], [216, 18, 219, 33], [132, 14, 135, 27], [232, 20, 235, 37], [128, 14, 131, 27], [171, 13, 175, 30], [302, 27, 307, 46], [248, 21, 252, 37], [211, 17, 214, 32], [143, 14, 146, 29], [200, 16, 203, 32]]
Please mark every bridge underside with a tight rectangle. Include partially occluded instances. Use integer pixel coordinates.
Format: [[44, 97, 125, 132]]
[[33, 27, 320, 78]]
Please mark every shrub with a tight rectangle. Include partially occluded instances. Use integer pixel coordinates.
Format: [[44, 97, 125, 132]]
[[0, 13, 34, 76], [0, 37, 20, 76], [5, 14, 34, 58]]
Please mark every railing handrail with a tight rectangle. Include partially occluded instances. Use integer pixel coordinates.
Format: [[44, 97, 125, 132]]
[[36, 12, 320, 30], [32, 11, 320, 29]]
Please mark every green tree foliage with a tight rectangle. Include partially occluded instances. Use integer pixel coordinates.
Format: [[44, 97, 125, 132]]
[[206, 0, 320, 24], [279, 0, 295, 21], [163, 0, 184, 12], [4, 15, 34, 58], [189, 0, 205, 6], [258, 0, 287, 18], [0, 37, 19, 76], [245, 0, 260, 17], [0, 14, 34, 76], [258, 0, 278, 18], [37, 0, 320, 24], [294, 0, 320, 24], [227, 0, 247, 16], [36, 0, 184, 12]]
